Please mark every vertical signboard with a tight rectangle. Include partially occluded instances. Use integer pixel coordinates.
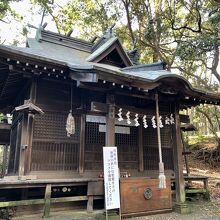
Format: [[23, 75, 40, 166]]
[[103, 147, 120, 210]]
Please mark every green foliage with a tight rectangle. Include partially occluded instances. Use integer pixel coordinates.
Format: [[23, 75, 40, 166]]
[[0, 0, 11, 19], [188, 134, 208, 147], [0, 0, 23, 22], [55, 0, 119, 38], [1, 0, 220, 144], [0, 113, 5, 122]]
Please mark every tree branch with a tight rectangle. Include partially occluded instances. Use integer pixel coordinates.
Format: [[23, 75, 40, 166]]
[[211, 43, 220, 83], [121, 0, 135, 46], [196, 108, 219, 141]]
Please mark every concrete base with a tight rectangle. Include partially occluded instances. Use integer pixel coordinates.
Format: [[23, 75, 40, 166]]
[[174, 203, 191, 214]]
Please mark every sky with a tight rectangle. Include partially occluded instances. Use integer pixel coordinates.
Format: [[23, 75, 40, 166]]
[[0, 0, 69, 46]]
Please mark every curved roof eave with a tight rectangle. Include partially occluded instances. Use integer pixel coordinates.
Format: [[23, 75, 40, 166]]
[[155, 75, 220, 100], [93, 63, 220, 101]]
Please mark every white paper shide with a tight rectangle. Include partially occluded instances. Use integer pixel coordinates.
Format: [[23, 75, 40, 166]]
[[103, 147, 120, 210]]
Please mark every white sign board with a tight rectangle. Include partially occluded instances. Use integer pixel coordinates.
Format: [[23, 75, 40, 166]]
[[99, 124, 130, 134], [103, 147, 120, 210]]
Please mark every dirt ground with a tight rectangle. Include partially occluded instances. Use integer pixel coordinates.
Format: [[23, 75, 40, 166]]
[[131, 201, 220, 220], [13, 200, 220, 220]]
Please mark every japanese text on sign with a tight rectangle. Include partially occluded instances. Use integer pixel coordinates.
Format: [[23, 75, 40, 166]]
[[103, 147, 120, 210]]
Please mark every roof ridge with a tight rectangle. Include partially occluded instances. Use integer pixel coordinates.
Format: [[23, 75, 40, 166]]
[[39, 30, 93, 52]]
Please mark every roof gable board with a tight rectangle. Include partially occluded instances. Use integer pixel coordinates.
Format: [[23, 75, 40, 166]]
[[86, 37, 133, 67]]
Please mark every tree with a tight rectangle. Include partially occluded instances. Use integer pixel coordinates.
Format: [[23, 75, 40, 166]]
[[1, 0, 220, 147], [55, 0, 220, 147], [0, 0, 22, 23]]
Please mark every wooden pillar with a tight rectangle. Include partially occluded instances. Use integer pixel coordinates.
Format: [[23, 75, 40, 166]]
[[181, 132, 190, 176], [105, 94, 115, 146], [87, 195, 94, 212], [18, 113, 28, 178], [138, 125, 144, 172], [13, 120, 22, 174], [43, 184, 52, 218], [24, 112, 35, 175], [30, 78, 37, 104], [173, 103, 190, 213], [79, 114, 86, 174], [19, 79, 37, 177]]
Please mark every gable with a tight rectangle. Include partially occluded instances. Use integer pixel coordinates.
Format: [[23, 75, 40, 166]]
[[86, 37, 133, 68]]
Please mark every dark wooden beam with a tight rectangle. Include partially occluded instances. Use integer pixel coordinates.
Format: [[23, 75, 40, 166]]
[[77, 82, 110, 92], [30, 78, 37, 103], [79, 114, 86, 174], [91, 101, 107, 113], [138, 125, 144, 172], [105, 94, 115, 146]]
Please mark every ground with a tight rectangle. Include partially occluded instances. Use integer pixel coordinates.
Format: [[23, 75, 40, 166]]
[[12, 201, 220, 220]]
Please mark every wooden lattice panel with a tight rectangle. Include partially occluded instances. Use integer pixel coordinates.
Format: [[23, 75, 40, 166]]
[[31, 141, 79, 171], [116, 126, 138, 170], [143, 126, 172, 148], [143, 126, 174, 170], [143, 147, 173, 170], [86, 122, 105, 144], [85, 122, 138, 170], [33, 111, 80, 141]]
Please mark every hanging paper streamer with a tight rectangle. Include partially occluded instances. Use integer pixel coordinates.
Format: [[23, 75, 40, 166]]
[[170, 114, 175, 124], [165, 116, 170, 125], [126, 111, 131, 125], [159, 116, 163, 128], [143, 115, 148, 128], [117, 108, 123, 121], [66, 110, 75, 137], [151, 116, 157, 128], [134, 114, 140, 127]]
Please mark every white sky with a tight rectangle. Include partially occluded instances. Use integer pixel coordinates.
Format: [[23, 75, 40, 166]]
[[0, 0, 69, 46]]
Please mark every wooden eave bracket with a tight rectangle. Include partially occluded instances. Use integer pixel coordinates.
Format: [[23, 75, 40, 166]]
[[69, 71, 97, 83], [180, 123, 197, 132], [15, 100, 44, 115]]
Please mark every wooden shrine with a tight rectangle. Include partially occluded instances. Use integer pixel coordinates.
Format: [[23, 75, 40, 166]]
[[0, 26, 220, 217]]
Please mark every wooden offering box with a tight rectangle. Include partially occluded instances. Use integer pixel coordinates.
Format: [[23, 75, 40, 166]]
[[120, 178, 172, 217]]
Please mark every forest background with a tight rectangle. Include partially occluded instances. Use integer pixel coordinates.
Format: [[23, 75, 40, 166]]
[[0, 0, 220, 166]]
